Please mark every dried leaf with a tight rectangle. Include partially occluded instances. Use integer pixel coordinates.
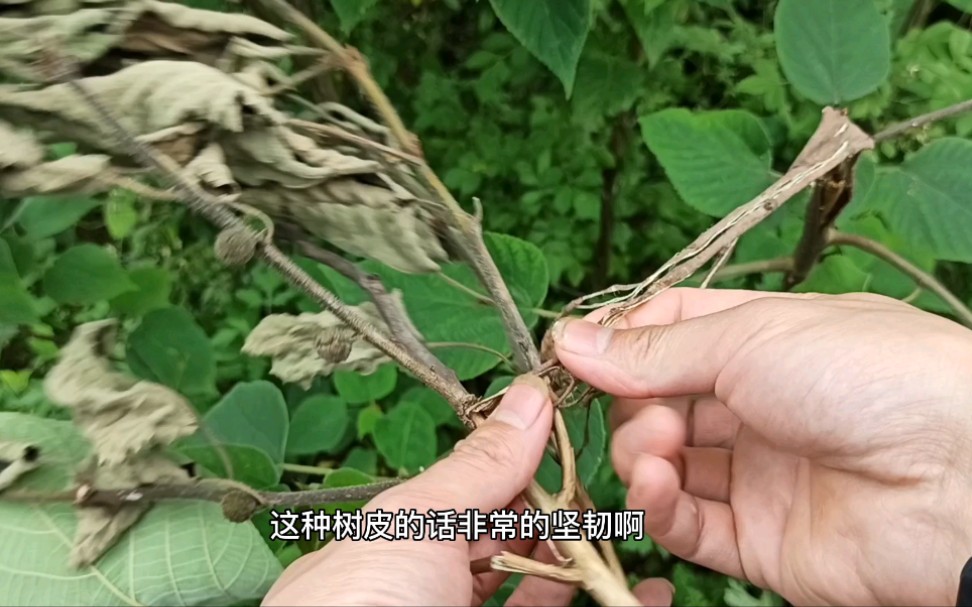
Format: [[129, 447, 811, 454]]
[[240, 179, 450, 273], [0, 59, 285, 147], [242, 302, 392, 388], [0, 154, 112, 197], [71, 452, 188, 568], [0, 441, 40, 492], [44, 319, 199, 466], [0, 119, 43, 169], [0, 8, 126, 69], [182, 142, 238, 197]]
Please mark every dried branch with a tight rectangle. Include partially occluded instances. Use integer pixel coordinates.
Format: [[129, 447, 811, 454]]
[[827, 230, 972, 328], [288, 119, 423, 164], [293, 239, 458, 383], [252, 0, 541, 373], [873, 98, 972, 143], [567, 107, 874, 325], [43, 53, 475, 414], [3, 479, 399, 513], [490, 551, 583, 584]]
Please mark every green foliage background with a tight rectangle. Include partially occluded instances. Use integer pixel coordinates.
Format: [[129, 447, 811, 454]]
[[2, 0, 972, 605]]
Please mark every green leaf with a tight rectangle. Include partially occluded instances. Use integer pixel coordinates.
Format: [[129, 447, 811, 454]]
[[14, 195, 102, 240], [861, 138, 972, 262], [317, 232, 548, 380], [103, 189, 138, 240], [41, 244, 136, 305], [0, 240, 39, 325], [0, 412, 281, 605], [945, 0, 972, 12], [177, 442, 280, 489], [488, 0, 592, 96], [202, 381, 289, 472], [333, 363, 397, 405], [571, 48, 644, 123], [356, 403, 383, 440], [286, 394, 349, 456], [329, 0, 378, 33], [774, 0, 891, 105], [402, 386, 462, 428], [126, 306, 216, 396], [343, 447, 378, 475], [110, 267, 172, 316], [373, 401, 437, 473], [640, 108, 777, 216]]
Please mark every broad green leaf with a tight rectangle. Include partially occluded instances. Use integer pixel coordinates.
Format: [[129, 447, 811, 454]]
[[402, 386, 462, 428], [860, 138, 972, 262], [42, 244, 136, 305], [177, 442, 280, 489], [0, 240, 39, 325], [774, 0, 891, 105], [373, 401, 437, 473], [316, 233, 548, 380], [286, 394, 349, 456], [794, 254, 870, 294], [202, 381, 289, 473], [640, 108, 777, 216], [571, 48, 644, 124], [126, 306, 216, 396], [488, 0, 592, 96], [329, 0, 378, 33], [343, 447, 378, 476], [945, 0, 972, 12], [14, 195, 102, 240], [110, 266, 172, 316], [0, 412, 281, 606], [333, 363, 397, 405]]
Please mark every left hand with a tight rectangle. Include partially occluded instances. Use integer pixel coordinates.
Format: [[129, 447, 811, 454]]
[[263, 375, 574, 606]]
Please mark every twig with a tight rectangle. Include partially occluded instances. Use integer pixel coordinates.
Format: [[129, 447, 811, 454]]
[[827, 230, 972, 327], [553, 411, 576, 508], [706, 257, 794, 282], [490, 551, 583, 584], [2, 479, 400, 511], [873, 98, 972, 143], [255, 0, 541, 373], [699, 239, 738, 289], [49, 53, 475, 414], [294, 240, 458, 383]]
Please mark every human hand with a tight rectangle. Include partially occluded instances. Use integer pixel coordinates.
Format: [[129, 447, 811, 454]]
[[262, 376, 675, 607], [552, 288, 972, 606]]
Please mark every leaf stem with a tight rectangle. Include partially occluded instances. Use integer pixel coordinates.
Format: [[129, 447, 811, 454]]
[[873, 98, 972, 143]]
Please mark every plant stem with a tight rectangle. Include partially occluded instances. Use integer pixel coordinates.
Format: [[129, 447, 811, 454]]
[[873, 98, 972, 143], [282, 463, 334, 476], [827, 230, 972, 328]]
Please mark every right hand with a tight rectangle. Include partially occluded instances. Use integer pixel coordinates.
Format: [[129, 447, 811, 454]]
[[551, 288, 972, 606]]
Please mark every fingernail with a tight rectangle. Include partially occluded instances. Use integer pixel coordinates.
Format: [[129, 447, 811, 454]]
[[491, 375, 549, 430], [551, 318, 613, 356]]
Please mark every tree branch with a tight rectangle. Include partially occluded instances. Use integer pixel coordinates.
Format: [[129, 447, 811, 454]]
[[253, 0, 541, 374], [293, 240, 459, 384], [826, 230, 972, 328], [2, 479, 400, 513], [873, 98, 972, 143], [47, 54, 475, 414]]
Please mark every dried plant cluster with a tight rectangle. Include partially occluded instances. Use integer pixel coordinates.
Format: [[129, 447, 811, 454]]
[[1, 1, 971, 605]]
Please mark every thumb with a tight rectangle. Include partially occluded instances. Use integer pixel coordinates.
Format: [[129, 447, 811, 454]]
[[551, 313, 742, 400], [378, 375, 554, 512]]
